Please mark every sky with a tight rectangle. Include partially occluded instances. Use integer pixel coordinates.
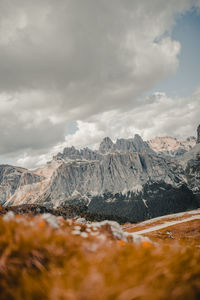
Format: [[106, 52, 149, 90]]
[[0, 0, 200, 169], [153, 7, 200, 97]]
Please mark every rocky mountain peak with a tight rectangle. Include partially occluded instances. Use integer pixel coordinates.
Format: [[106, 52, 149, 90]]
[[197, 124, 200, 144], [133, 134, 152, 152], [147, 135, 196, 157], [99, 134, 152, 154], [99, 137, 114, 153]]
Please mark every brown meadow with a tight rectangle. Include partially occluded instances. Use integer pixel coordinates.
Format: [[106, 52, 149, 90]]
[[0, 213, 200, 300]]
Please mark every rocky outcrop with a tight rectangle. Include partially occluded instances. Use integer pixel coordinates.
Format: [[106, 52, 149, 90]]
[[99, 135, 153, 154], [185, 146, 200, 205], [55, 146, 102, 161], [197, 125, 200, 144], [0, 165, 43, 205], [99, 137, 114, 154], [147, 136, 196, 157]]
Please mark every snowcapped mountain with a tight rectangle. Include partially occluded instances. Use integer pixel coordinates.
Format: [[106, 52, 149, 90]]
[[1, 127, 200, 222]]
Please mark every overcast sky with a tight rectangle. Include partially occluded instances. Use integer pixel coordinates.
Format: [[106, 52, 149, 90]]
[[0, 0, 200, 168]]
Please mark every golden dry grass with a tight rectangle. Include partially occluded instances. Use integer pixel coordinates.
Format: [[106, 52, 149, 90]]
[[0, 215, 200, 300], [123, 211, 200, 233], [144, 219, 200, 243]]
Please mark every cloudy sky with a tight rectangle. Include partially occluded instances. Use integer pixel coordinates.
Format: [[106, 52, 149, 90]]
[[0, 0, 200, 168]]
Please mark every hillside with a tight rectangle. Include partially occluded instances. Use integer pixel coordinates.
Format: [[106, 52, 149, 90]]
[[0, 208, 199, 300]]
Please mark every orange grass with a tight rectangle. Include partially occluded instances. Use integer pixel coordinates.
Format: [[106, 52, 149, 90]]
[[123, 213, 200, 233], [144, 219, 200, 244], [0, 215, 200, 300]]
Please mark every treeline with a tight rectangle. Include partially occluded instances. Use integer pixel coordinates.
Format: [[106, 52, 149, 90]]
[[0, 203, 128, 224], [88, 182, 199, 223]]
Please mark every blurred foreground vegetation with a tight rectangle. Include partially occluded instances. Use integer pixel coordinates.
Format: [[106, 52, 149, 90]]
[[0, 211, 200, 300]]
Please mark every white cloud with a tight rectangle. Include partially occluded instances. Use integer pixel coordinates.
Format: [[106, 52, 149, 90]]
[[62, 88, 200, 146], [0, 0, 199, 167], [16, 87, 200, 169]]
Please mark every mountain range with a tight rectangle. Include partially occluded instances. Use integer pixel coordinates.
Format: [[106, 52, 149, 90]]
[[0, 126, 200, 222]]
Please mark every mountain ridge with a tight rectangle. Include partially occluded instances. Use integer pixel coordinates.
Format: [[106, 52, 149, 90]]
[[1, 128, 200, 222], [147, 135, 196, 157]]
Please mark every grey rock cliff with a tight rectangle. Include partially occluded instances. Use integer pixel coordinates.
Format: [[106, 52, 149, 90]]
[[0, 165, 43, 205], [42, 151, 184, 205], [1, 130, 200, 222], [197, 125, 200, 144], [99, 134, 153, 154], [99, 137, 114, 154]]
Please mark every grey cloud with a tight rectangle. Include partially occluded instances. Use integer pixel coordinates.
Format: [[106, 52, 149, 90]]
[[0, 117, 65, 155], [0, 0, 199, 163], [61, 88, 200, 150], [16, 86, 200, 169], [0, 0, 186, 93]]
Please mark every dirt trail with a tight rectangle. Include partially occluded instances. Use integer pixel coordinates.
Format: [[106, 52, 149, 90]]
[[131, 214, 200, 235]]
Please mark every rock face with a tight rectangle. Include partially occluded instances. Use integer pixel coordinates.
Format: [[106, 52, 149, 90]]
[[184, 144, 200, 205], [0, 165, 43, 205], [99, 137, 114, 154], [44, 151, 184, 203], [99, 135, 153, 154], [197, 125, 200, 144], [1, 130, 200, 222], [147, 136, 196, 157]]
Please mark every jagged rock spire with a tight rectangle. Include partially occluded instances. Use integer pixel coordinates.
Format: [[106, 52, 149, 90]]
[[197, 124, 200, 144], [99, 137, 114, 153]]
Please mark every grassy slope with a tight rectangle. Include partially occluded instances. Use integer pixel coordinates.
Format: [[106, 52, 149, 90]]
[[0, 210, 200, 300]]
